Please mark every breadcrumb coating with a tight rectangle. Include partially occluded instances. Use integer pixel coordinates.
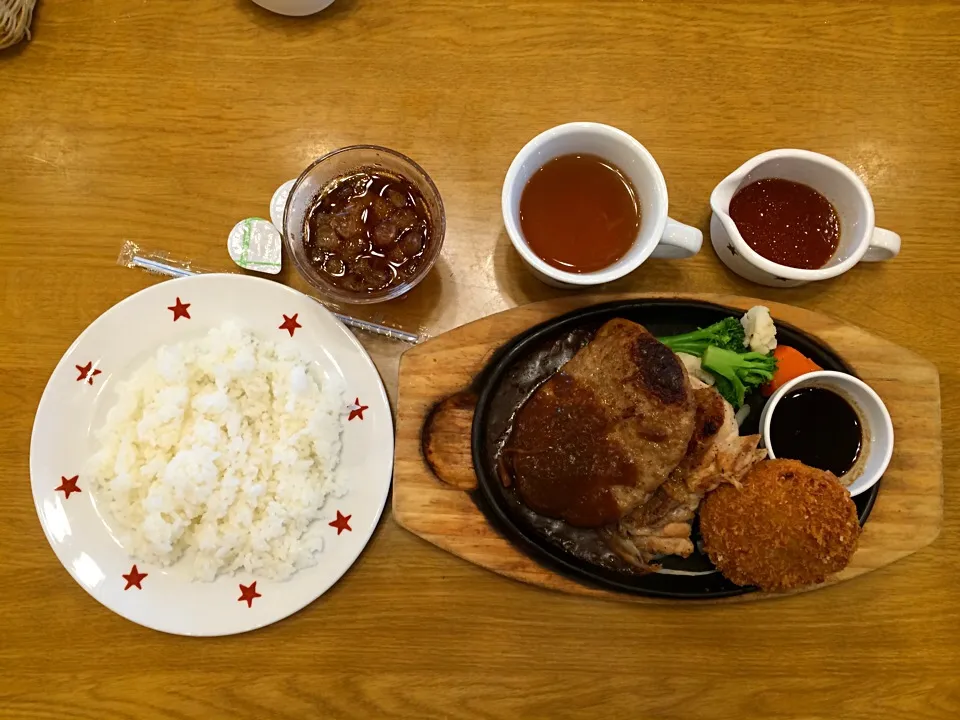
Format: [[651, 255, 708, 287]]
[[700, 459, 859, 591]]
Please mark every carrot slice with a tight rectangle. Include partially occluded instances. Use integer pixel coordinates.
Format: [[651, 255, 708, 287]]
[[762, 346, 822, 396]]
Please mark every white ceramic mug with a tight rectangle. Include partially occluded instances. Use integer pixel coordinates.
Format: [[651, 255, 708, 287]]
[[251, 0, 335, 15], [502, 123, 702, 287], [710, 149, 901, 287]]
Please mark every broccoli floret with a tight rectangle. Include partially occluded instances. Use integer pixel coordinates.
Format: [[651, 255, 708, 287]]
[[701, 345, 777, 408], [659, 317, 746, 357]]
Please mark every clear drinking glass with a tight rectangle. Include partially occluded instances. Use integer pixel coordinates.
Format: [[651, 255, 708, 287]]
[[283, 145, 446, 305]]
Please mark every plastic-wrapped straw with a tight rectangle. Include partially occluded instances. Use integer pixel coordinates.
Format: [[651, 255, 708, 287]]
[[118, 241, 421, 344]]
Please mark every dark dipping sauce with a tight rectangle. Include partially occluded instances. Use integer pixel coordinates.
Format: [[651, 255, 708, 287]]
[[729, 178, 840, 269], [769, 386, 862, 477], [303, 169, 432, 295], [519, 153, 640, 273]]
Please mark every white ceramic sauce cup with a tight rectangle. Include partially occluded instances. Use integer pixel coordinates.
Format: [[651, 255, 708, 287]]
[[759, 370, 894, 497], [502, 123, 702, 287], [710, 149, 901, 287]]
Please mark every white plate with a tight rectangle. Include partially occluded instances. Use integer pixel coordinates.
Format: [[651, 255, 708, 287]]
[[30, 274, 393, 636]]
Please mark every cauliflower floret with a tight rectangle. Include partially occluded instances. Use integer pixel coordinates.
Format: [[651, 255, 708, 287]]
[[741, 306, 777, 354]]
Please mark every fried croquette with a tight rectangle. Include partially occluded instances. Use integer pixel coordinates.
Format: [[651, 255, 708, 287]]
[[699, 458, 860, 591]]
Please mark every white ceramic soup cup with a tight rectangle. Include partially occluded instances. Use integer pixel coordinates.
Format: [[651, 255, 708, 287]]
[[710, 149, 901, 287], [502, 122, 702, 287], [759, 370, 893, 497]]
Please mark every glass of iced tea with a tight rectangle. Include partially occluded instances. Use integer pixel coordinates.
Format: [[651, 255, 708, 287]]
[[283, 145, 445, 304]]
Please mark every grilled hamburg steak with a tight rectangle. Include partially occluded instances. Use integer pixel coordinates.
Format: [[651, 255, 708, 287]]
[[499, 318, 696, 527]]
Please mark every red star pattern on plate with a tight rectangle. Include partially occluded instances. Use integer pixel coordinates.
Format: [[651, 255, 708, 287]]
[[55, 475, 82, 500], [75, 362, 102, 385], [122, 565, 148, 590], [279, 313, 302, 337], [167, 297, 191, 321], [238, 581, 262, 608], [348, 398, 369, 421], [329, 510, 352, 535]]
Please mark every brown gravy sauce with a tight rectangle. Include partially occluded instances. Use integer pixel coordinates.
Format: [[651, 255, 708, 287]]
[[499, 374, 634, 527]]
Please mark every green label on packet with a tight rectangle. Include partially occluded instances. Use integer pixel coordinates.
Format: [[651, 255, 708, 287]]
[[228, 218, 282, 275]]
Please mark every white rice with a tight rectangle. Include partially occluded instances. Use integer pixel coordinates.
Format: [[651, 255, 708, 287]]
[[87, 321, 345, 581]]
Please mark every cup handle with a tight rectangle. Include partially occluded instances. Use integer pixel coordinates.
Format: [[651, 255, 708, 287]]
[[651, 217, 703, 259], [862, 227, 901, 262]]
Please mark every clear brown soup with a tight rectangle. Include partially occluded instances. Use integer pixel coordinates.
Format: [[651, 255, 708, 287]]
[[519, 154, 640, 273], [729, 178, 840, 270]]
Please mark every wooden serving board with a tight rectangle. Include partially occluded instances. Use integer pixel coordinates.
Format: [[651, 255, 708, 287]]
[[392, 293, 943, 602]]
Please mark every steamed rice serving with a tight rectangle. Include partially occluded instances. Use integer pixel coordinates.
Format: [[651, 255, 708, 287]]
[[87, 322, 345, 581]]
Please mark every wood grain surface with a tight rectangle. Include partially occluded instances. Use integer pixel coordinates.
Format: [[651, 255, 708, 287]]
[[1, 1, 959, 718], [394, 293, 942, 601]]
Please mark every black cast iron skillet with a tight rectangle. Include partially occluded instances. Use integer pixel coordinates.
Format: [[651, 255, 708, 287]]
[[469, 300, 879, 599]]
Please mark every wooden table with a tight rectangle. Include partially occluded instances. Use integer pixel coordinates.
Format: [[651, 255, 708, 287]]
[[1, 2, 957, 718]]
